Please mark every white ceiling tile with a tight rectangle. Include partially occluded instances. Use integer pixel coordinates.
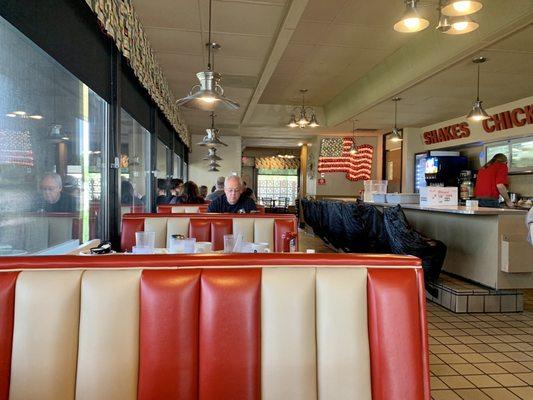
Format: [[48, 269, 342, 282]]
[[213, 33, 273, 59], [132, 0, 201, 30], [300, 0, 348, 23], [145, 28, 203, 55], [289, 21, 330, 45]]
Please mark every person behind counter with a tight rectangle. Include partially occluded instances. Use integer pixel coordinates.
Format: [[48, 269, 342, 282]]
[[474, 153, 514, 208], [38, 173, 77, 212], [207, 175, 257, 213]]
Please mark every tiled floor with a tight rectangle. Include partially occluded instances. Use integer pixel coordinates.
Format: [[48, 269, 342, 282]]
[[428, 302, 533, 400], [298, 232, 533, 400]]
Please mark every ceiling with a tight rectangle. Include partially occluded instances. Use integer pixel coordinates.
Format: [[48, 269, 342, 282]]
[[132, 0, 533, 147]]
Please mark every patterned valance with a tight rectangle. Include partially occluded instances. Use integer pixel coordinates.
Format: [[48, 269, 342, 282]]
[[84, 0, 190, 147], [255, 157, 300, 170]]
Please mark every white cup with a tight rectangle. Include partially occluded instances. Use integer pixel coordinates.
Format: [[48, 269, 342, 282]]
[[169, 237, 196, 253], [251, 242, 270, 253], [465, 200, 479, 209], [135, 231, 155, 248], [195, 242, 213, 253], [132, 246, 155, 254]]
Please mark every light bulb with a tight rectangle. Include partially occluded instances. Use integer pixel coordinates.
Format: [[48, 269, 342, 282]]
[[349, 148, 357, 155], [6, 113, 16, 117], [404, 18, 421, 30], [13, 111, 26, 116], [453, 1, 471, 12], [200, 95, 217, 104], [453, 21, 468, 30]]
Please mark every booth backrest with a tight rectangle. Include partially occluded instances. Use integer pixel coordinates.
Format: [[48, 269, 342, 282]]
[[0, 254, 429, 400], [157, 204, 209, 213], [121, 213, 297, 252], [157, 204, 266, 214]]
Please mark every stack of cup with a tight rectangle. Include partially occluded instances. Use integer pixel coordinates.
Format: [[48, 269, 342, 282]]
[[132, 231, 156, 254]]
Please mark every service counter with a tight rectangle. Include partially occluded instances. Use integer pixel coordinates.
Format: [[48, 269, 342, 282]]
[[370, 202, 532, 290]]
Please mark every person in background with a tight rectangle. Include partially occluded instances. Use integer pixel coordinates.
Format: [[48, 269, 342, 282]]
[[474, 153, 513, 208], [38, 173, 76, 212], [169, 178, 186, 204], [206, 176, 225, 201], [207, 175, 256, 213], [242, 181, 257, 202], [121, 180, 143, 206], [156, 178, 172, 205], [199, 185, 208, 199], [180, 181, 205, 204]]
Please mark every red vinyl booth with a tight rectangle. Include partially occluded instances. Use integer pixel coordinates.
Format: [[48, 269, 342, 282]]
[[0, 253, 429, 400], [121, 213, 297, 252], [157, 204, 265, 214]]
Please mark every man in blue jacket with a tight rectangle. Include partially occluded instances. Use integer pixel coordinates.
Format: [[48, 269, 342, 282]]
[[207, 175, 257, 213]]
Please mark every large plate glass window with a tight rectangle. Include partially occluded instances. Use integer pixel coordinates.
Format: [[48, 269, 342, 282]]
[[0, 16, 107, 255], [120, 111, 151, 215], [485, 136, 533, 173]]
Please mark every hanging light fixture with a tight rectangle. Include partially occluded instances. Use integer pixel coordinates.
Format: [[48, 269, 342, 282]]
[[197, 113, 228, 147], [176, 0, 239, 111], [444, 14, 479, 34], [467, 56, 490, 122], [391, 97, 403, 142], [348, 119, 358, 155], [441, 0, 483, 16], [203, 147, 223, 161], [208, 165, 220, 172], [287, 89, 319, 129], [436, 0, 452, 32], [394, 0, 430, 33]]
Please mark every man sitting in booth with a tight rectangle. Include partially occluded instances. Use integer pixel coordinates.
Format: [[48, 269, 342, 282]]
[[207, 175, 257, 213], [38, 173, 77, 212]]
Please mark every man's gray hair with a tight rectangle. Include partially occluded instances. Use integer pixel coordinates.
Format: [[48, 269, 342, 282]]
[[42, 173, 62, 188], [216, 176, 225, 189], [224, 175, 242, 188]]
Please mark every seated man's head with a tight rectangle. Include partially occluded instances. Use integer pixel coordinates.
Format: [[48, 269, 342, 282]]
[[224, 175, 243, 205], [40, 173, 62, 204]]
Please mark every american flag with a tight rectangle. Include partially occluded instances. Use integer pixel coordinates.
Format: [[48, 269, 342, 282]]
[[0, 129, 34, 167], [318, 137, 373, 181]]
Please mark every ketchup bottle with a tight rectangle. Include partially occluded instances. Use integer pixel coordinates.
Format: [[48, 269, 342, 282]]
[[282, 232, 297, 253]]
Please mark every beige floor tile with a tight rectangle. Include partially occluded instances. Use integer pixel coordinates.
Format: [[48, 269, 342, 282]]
[[482, 388, 521, 400], [432, 389, 462, 400], [513, 372, 533, 385], [455, 388, 491, 400], [520, 361, 533, 370], [439, 354, 468, 364], [457, 336, 482, 344], [498, 362, 531, 374], [490, 373, 528, 387], [430, 329, 449, 337], [430, 354, 445, 364], [450, 363, 484, 375], [507, 352, 533, 362], [437, 336, 462, 345], [510, 342, 533, 352], [431, 364, 459, 376], [481, 352, 514, 362], [441, 376, 475, 389], [432, 344, 454, 354], [468, 344, 497, 353], [431, 376, 449, 390], [448, 344, 475, 354], [474, 363, 508, 374], [489, 343, 519, 352], [475, 335, 502, 344], [465, 375, 501, 388], [460, 353, 491, 363], [509, 386, 533, 400]]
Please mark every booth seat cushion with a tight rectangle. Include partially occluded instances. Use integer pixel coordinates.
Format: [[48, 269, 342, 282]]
[[121, 214, 298, 252], [0, 254, 429, 400]]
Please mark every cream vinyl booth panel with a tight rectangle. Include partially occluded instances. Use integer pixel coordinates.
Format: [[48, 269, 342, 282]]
[[9, 271, 82, 400]]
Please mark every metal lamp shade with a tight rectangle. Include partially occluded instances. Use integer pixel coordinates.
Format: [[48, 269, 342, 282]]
[[308, 114, 320, 127], [197, 128, 228, 148], [176, 71, 240, 111], [208, 160, 221, 168], [208, 166, 220, 172], [467, 100, 490, 121], [203, 148, 223, 161], [287, 114, 298, 128], [436, 13, 452, 32], [390, 127, 403, 142], [394, 1, 429, 33], [441, 0, 483, 17]]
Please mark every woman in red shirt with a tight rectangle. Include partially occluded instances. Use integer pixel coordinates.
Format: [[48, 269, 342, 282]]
[[474, 153, 513, 208]]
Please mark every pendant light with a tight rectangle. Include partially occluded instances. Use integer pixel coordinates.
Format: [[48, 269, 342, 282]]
[[348, 119, 358, 155], [203, 147, 222, 161], [394, 0, 429, 33], [466, 56, 490, 122], [441, 0, 483, 16], [176, 0, 239, 111], [287, 89, 319, 128], [391, 97, 403, 142], [197, 113, 228, 147], [444, 15, 479, 34], [436, 0, 452, 32], [208, 165, 220, 172]]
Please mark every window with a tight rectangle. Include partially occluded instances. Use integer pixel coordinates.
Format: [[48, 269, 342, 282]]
[[173, 154, 182, 179], [485, 136, 533, 173], [0, 17, 107, 254], [257, 169, 298, 205], [120, 111, 151, 214], [156, 139, 169, 179]]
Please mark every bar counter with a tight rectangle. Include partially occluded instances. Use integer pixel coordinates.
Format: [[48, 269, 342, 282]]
[[369, 202, 532, 289]]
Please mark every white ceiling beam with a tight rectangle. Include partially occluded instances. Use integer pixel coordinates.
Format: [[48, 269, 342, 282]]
[[241, 0, 309, 124]]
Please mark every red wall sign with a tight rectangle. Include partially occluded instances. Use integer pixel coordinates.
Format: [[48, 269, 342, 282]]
[[482, 104, 533, 133], [423, 122, 470, 145], [318, 178, 326, 185]]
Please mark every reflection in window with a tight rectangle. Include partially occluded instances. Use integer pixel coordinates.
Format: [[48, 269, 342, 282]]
[[120, 111, 150, 215], [0, 17, 107, 255], [155, 139, 169, 179], [173, 154, 182, 179]]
